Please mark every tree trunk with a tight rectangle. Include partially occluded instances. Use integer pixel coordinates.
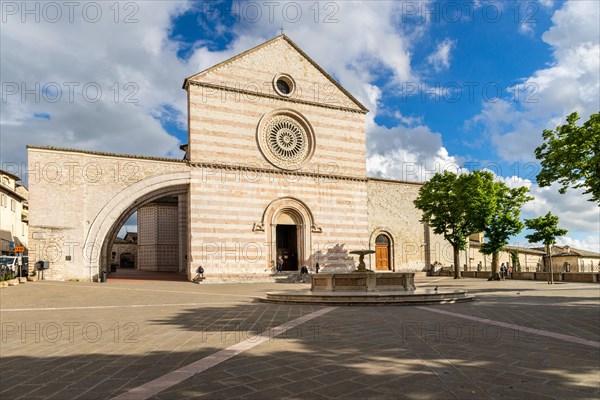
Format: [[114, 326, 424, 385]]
[[453, 246, 462, 279], [489, 252, 500, 280], [547, 244, 554, 284]]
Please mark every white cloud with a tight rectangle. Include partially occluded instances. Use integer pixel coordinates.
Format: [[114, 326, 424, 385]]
[[559, 235, 600, 254], [537, 0, 555, 9], [426, 38, 456, 72], [204, 0, 421, 120], [366, 122, 464, 182], [486, 174, 599, 253], [522, 183, 599, 234], [469, 1, 600, 162], [393, 111, 423, 127], [463, 1, 600, 252], [0, 1, 194, 175]]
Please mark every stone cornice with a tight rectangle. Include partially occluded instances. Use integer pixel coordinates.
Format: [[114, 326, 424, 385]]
[[187, 81, 368, 114], [189, 161, 368, 183], [367, 177, 424, 187], [26, 146, 186, 164]]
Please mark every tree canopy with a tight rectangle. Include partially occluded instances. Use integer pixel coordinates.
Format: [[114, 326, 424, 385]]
[[525, 212, 568, 284], [535, 112, 600, 203], [414, 170, 496, 278], [480, 183, 532, 279], [480, 184, 532, 256], [524, 212, 568, 247]]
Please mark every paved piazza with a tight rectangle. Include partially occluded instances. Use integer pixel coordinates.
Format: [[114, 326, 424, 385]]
[[1, 278, 598, 400]]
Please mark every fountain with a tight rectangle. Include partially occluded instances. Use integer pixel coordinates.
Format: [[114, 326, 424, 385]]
[[349, 250, 375, 272], [309, 249, 416, 293], [259, 248, 473, 305]]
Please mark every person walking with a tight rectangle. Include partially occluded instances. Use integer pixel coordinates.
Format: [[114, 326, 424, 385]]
[[276, 256, 284, 273]]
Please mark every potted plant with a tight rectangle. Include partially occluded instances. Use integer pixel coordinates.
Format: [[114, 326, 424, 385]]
[[18, 270, 27, 283], [27, 270, 37, 282], [6, 272, 19, 286]]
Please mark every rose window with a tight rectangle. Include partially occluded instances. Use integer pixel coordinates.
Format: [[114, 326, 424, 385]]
[[266, 116, 307, 162], [257, 111, 314, 170]]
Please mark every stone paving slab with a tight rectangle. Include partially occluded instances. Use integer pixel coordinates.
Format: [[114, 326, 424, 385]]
[[1, 277, 599, 399]]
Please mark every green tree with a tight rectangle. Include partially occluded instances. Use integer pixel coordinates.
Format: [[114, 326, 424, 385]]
[[524, 212, 568, 284], [535, 112, 600, 203], [414, 170, 495, 279], [480, 184, 532, 280]]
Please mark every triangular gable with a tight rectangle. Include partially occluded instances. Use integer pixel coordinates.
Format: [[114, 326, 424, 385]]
[[183, 35, 368, 113]]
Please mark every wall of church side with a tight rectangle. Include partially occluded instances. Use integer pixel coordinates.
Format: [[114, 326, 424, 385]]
[[27, 148, 189, 280], [367, 179, 430, 271], [187, 85, 366, 178], [188, 166, 369, 276], [429, 231, 453, 269]]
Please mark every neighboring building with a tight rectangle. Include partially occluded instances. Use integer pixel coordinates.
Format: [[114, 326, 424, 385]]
[[457, 236, 599, 274], [0, 169, 28, 255], [534, 245, 600, 273], [111, 232, 137, 269], [467, 235, 546, 272]]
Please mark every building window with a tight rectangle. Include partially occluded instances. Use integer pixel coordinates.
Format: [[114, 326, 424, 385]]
[[257, 109, 315, 171], [10, 199, 15, 211], [273, 73, 296, 97], [1, 194, 5, 207]]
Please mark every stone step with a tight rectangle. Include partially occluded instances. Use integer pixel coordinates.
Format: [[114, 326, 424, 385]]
[[198, 272, 305, 284], [258, 289, 475, 305]]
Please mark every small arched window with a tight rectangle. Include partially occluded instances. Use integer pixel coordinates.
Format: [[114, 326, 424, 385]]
[[375, 234, 389, 245]]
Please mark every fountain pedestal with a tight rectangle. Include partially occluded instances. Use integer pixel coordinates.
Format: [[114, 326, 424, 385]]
[[310, 272, 415, 292], [310, 249, 415, 292], [349, 250, 375, 273]]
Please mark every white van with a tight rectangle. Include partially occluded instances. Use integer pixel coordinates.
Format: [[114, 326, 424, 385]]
[[0, 256, 27, 276]]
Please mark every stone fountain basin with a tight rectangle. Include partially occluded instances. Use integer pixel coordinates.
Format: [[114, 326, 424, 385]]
[[311, 272, 415, 292], [259, 271, 475, 305]]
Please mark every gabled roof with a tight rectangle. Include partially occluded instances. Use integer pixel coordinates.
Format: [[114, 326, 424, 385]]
[[124, 232, 138, 243], [533, 245, 600, 258], [0, 169, 21, 181], [183, 34, 368, 113], [469, 241, 546, 255]]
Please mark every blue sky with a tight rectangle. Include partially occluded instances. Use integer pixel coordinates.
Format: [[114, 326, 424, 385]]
[[1, 0, 598, 250], [165, 1, 560, 162]]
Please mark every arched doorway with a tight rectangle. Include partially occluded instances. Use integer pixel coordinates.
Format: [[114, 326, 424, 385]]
[[375, 234, 391, 271], [274, 210, 301, 271], [120, 253, 135, 268], [261, 197, 318, 273]]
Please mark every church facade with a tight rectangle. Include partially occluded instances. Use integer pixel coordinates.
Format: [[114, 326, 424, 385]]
[[27, 35, 449, 282]]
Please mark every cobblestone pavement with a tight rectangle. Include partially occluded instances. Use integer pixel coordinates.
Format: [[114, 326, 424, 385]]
[[1, 277, 598, 399]]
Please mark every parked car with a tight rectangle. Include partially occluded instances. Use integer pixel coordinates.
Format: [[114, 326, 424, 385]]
[[0, 256, 28, 277]]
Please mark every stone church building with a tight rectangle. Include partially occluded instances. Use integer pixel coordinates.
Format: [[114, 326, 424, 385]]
[[27, 35, 457, 282]]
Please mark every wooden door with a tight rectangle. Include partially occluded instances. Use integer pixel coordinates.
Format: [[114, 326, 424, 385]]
[[375, 235, 390, 271]]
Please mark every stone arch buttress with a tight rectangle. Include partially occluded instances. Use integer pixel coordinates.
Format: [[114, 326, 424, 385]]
[[83, 172, 190, 280]]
